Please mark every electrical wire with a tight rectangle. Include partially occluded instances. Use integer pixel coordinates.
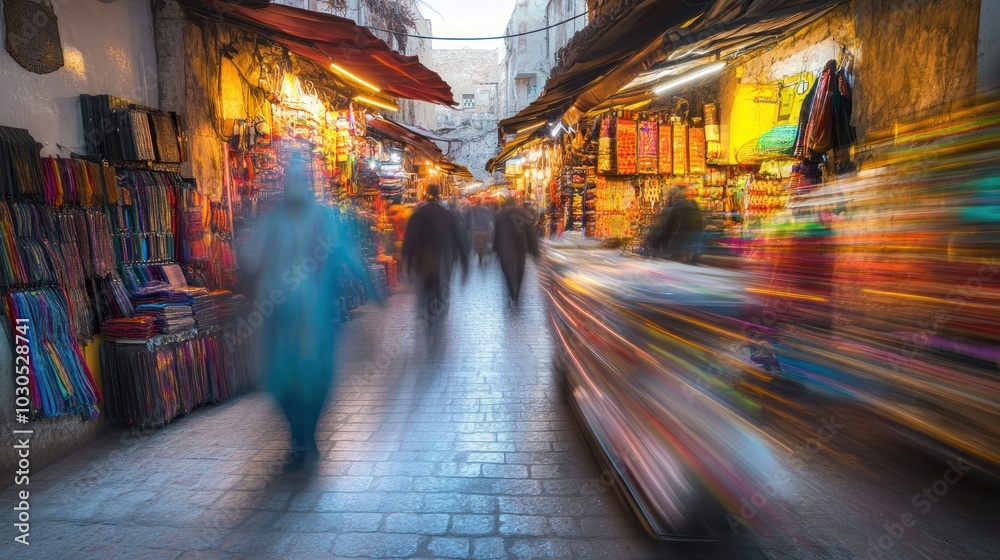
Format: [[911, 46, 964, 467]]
[[365, 11, 588, 41]]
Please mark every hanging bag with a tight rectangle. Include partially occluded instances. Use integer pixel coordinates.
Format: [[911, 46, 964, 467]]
[[3, 0, 64, 74]]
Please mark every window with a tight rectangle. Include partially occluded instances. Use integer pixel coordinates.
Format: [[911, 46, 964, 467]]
[[462, 94, 476, 109]]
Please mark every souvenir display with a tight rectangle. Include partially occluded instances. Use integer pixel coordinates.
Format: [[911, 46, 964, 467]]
[[637, 120, 659, 174], [3, 288, 102, 419], [615, 118, 637, 175], [79, 94, 183, 165], [0, 125, 43, 199]]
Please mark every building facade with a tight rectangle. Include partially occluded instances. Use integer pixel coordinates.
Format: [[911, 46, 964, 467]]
[[501, 0, 588, 120], [430, 48, 504, 181]]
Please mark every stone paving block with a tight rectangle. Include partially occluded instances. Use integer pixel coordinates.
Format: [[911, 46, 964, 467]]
[[471, 537, 507, 559], [421, 493, 497, 514], [507, 538, 575, 559], [490, 478, 544, 496], [285, 533, 337, 554], [454, 441, 517, 453], [426, 536, 471, 558], [434, 462, 483, 478], [333, 533, 421, 558], [450, 514, 497, 536], [372, 461, 437, 477], [548, 516, 583, 537], [269, 511, 383, 532], [457, 432, 497, 442], [498, 514, 550, 537], [372, 475, 416, 492], [383, 512, 451, 534], [482, 463, 529, 479], [499, 496, 591, 516], [466, 452, 506, 463]]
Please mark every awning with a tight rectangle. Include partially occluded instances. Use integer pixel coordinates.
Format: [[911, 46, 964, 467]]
[[497, 0, 709, 136], [181, 0, 456, 106], [499, 0, 844, 135], [366, 116, 471, 178], [486, 126, 545, 172]]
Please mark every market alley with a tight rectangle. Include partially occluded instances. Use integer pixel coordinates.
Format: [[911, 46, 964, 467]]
[[2, 260, 999, 560]]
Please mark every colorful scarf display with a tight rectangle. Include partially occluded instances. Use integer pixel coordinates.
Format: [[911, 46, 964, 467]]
[[2, 288, 102, 419]]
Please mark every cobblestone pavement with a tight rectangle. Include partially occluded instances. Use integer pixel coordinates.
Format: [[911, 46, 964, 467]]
[[2, 257, 1000, 559]]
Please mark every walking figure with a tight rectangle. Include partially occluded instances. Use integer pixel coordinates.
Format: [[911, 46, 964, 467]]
[[244, 160, 379, 472], [401, 184, 469, 323], [493, 197, 540, 305]]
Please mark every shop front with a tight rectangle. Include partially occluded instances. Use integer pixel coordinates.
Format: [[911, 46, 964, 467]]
[[0, 0, 456, 472]]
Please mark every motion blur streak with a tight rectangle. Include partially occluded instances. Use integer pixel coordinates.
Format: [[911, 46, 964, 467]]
[[543, 93, 1000, 539]]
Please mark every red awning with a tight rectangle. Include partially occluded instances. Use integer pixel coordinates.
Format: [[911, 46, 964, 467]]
[[182, 1, 456, 106]]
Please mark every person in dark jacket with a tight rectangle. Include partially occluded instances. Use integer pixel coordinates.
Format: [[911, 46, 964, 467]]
[[402, 184, 469, 322], [493, 197, 540, 305], [651, 186, 704, 263]]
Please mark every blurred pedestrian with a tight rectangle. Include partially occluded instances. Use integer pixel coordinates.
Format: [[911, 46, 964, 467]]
[[650, 185, 704, 264], [493, 197, 540, 305], [243, 159, 380, 472], [546, 201, 560, 238], [468, 199, 495, 265], [387, 196, 411, 263], [402, 184, 469, 322]]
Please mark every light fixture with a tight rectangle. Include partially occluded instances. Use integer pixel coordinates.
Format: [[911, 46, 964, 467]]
[[389, 150, 402, 163], [517, 122, 545, 134], [550, 122, 564, 138], [331, 63, 380, 92], [354, 95, 399, 112], [652, 62, 726, 95]]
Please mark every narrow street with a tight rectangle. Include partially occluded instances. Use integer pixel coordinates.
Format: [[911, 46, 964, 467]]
[[1, 259, 998, 559]]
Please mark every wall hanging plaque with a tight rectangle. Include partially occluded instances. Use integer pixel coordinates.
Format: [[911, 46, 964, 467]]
[[672, 120, 689, 176], [615, 119, 637, 175], [637, 121, 658, 174], [688, 127, 706, 175], [4, 0, 64, 74], [658, 122, 672, 175], [597, 116, 615, 175]]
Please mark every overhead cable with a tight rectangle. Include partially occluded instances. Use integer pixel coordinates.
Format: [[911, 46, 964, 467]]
[[366, 11, 588, 41]]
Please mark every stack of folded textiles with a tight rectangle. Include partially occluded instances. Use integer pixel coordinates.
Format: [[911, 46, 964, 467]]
[[187, 287, 218, 328], [132, 282, 197, 333], [102, 316, 156, 339], [215, 292, 247, 324]]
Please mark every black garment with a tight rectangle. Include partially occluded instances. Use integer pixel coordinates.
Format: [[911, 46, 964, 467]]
[[402, 200, 469, 319], [651, 198, 703, 263], [493, 206, 540, 303]]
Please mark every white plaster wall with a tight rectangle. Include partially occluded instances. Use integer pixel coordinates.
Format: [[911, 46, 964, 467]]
[[0, 0, 158, 157]]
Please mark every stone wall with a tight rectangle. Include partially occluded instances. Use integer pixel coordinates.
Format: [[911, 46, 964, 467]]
[[430, 49, 504, 179], [851, 0, 980, 140], [717, 0, 982, 161]]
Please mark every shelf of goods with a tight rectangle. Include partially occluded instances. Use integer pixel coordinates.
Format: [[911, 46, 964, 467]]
[[543, 237, 778, 539]]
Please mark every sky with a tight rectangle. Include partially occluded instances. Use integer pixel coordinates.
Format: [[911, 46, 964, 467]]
[[417, 0, 518, 52]]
